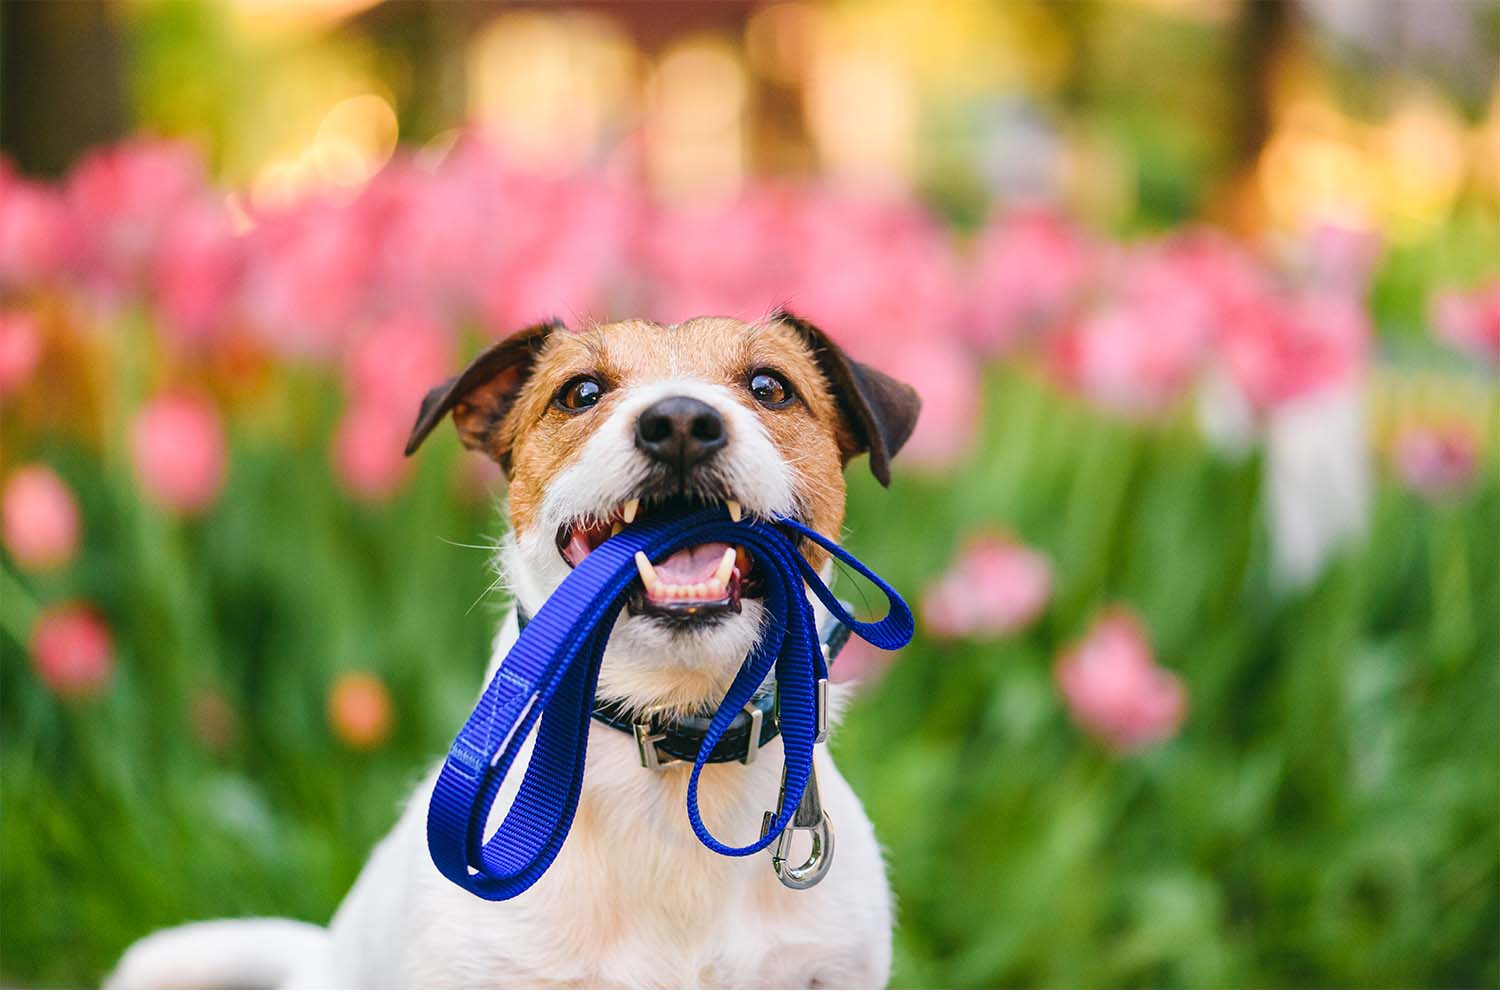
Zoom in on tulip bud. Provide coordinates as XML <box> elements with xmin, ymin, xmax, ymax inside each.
<box><xmin>30</xmin><ymin>602</ymin><xmax>114</xmax><ymax>699</ymax></box>
<box><xmin>328</xmin><ymin>671</ymin><xmax>394</xmax><ymax>750</ymax></box>
<box><xmin>2</xmin><ymin>465</ymin><xmax>80</xmax><ymax>571</ymax></box>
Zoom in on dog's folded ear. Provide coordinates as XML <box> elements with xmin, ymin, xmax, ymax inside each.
<box><xmin>404</xmin><ymin>319</ymin><xmax>564</xmax><ymax>472</ymax></box>
<box><xmin>771</xmin><ymin>309</ymin><xmax>922</xmax><ymax>487</ymax></box>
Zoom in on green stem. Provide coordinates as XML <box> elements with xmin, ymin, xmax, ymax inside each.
<box><xmin>0</xmin><ymin>564</ymin><xmax>41</xmax><ymax>646</ymax></box>
<box><xmin>1429</xmin><ymin>505</ymin><xmax>1473</xmax><ymax>671</ymax></box>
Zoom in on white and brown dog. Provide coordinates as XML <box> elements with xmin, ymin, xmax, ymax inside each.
<box><xmin>109</xmin><ymin>311</ymin><xmax>921</xmax><ymax>988</ymax></box>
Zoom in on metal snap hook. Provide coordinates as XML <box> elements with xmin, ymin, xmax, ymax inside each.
<box><xmin>761</xmin><ymin>759</ymin><xmax>836</xmax><ymax>889</ymax></box>
<box><xmin>769</xmin><ymin>811</ymin><xmax>835</xmax><ymax>888</ymax></box>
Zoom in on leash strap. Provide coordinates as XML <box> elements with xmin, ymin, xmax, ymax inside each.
<box><xmin>517</xmin><ymin>606</ymin><xmax>851</xmax><ymax>766</ymax></box>
<box><xmin>426</xmin><ymin>508</ymin><xmax>913</xmax><ymax>900</ymax></box>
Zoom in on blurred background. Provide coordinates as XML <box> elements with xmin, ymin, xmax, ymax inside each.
<box><xmin>1</xmin><ymin>0</ymin><xmax>1497</xmax><ymax>987</ymax></box>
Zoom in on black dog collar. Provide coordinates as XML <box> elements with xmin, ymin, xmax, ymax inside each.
<box><xmin>514</xmin><ymin>604</ymin><xmax>852</xmax><ymax>769</ymax></box>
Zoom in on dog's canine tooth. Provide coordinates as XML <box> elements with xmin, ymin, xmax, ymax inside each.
<box><xmin>726</xmin><ymin>499</ymin><xmax>741</xmax><ymax>522</ymax></box>
<box><xmin>610</xmin><ymin>521</ymin><xmax>623</xmax><ymax>537</ymax></box>
<box><xmin>714</xmin><ymin>547</ymin><xmax>736</xmax><ymax>586</ymax></box>
<box><xmin>621</xmin><ymin>498</ymin><xmax>639</xmax><ymax>524</ymax></box>
<box><xmin>634</xmin><ymin>551</ymin><xmax>658</xmax><ymax>589</ymax></box>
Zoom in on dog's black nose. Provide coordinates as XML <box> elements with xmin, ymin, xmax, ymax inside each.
<box><xmin>635</xmin><ymin>396</ymin><xmax>727</xmax><ymax>472</ymax></box>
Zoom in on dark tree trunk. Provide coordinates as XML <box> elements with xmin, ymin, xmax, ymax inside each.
<box><xmin>1231</xmin><ymin>0</ymin><xmax>1290</xmax><ymax>178</ymax></box>
<box><xmin>1</xmin><ymin>0</ymin><xmax>130</xmax><ymax>177</ymax></box>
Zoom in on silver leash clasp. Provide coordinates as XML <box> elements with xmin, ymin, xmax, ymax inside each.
<box><xmin>760</xmin><ymin>758</ymin><xmax>835</xmax><ymax>889</ymax></box>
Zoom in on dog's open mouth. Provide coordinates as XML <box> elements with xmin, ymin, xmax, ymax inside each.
<box><xmin>555</xmin><ymin>497</ymin><xmax>764</xmax><ymax>624</ymax></box>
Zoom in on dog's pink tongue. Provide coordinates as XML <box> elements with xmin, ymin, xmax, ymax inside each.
<box><xmin>653</xmin><ymin>542</ymin><xmax>730</xmax><ymax>584</ymax></box>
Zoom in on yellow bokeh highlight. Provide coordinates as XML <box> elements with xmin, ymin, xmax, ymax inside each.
<box><xmin>804</xmin><ymin>45</ymin><xmax>914</xmax><ymax>184</ymax></box>
<box><xmin>647</xmin><ymin>36</ymin><xmax>749</xmax><ymax>202</ymax></box>
<box><xmin>467</xmin><ymin>10</ymin><xmax>637</xmax><ymax>169</ymax></box>
<box><xmin>1472</xmin><ymin>78</ymin><xmax>1500</xmax><ymax>204</ymax></box>
<box><xmin>311</xmin><ymin>93</ymin><xmax>399</xmax><ymax>188</ymax></box>
<box><xmin>249</xmin><ymin>92</ymin><xmax>396</xmax><ymax>208</ymax></box>
<box><xmin>1258</xmin><ymin>85</ymin><xmax>1477</xmax><ymax>243</ymax></box>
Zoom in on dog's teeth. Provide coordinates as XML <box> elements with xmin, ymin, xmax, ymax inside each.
<box><xmin>726</xmin><ymin>499</ymin><xmax>742</xmax><ymax>522</ymax></box>
<box><xmin>634</xmin><ymin>551</ymin><xmax>658</xmax><ymax>589</ymax></box>
<box><xmin>714</xmin><ymin>547</ymin><xmax>736</xmax><ymax>586</ymax></box>
<box><xmin>611</xmin><ymin>521</ymin><xmax>623</xmax><ymax>537</ymax></box>
<box><xmin>621</xmin><ymin>498</ymin><xmax>639</xmax><ymax>524</ymax></box>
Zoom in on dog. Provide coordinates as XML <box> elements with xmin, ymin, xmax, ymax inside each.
<box><xmin>108</xmin><ymin>311</ymin><xmax>921</xmax><ymax>988</ymax></box>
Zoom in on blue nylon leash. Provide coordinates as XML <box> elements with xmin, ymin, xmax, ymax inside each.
<box><xmin>518</xmin><ymin>599</ymin><xmax>852</xmax><ymax>765</ymax></box>
<box><xmin>426</xmin><ymin>506</ymin><xmax>913</xmax><ymax>901</ymax></box>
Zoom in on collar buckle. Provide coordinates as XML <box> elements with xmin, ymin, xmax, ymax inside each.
<box><xmin>633</xmin><ymin>702</ymin><xmax>766</xmax><ymax>770</ymax></box>
<box><xmin>632</xmin><ymin>719</ymin><xmax>681</xmax><ymax>771</ymax></box>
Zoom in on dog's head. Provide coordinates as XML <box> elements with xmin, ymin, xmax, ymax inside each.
<box><xmin>406</xmin><ymin>311</ymin><xmax>920</xmax><ymax>711</ymax></box>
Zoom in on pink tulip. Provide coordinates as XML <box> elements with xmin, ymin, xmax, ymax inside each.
<box><xmin>343</xmin><ymin>312</ymin><xmax>453</xmax><ymax>422</ymax></box>
<box><xmin>0</xmin><ymin>161</ymin><xmax>76</xmax><ymax>291</ymax></box>
<box><xmin>1219</xmin><ymin>291</ymin><xmax>1369</xmax><ymax>414</ymax></box>
<box><xmin>1051</xmin><ymin>298</ymin><xmax>1207</xmax><ymax>418</ymax></box>
<box><xmin>333</xmin><ymin>403</ymin><xmax>409</xmax><ymax>502</ymax></box>
<box><xmin>1431</xmin><ymin>281</ymin><xmax>1500</xmax><ymax>367</ymax></box>
<box><xmin>864</xmin><ymin>338</ymin><xmax>980</xmax><ymax>468</ymax></box>
<box><xmin>645</xmin><ymin>185</ymin><xmax>800</xmax><ymax>322</ymax></box>
<box><xmin>354</xmin><ymin>159</ymin><xmax>470</xmax><ymax>320</ymax></box>
<box><xmin>0</xmin><ymin>310</ymin><xmax>43</xmax><ymax>396</ymax></box>
<box><xmin>2</xmin><ymin>465</ymin><xmax>80</xmax><ymax>571</ymax></box>
<box><xmin>472</xmin><ymin>167</ymin><xmax>640</xmax><ymax>333</ymax></box>
<box><xmin>66</xmin><ymin>138</ymin><xmax>205</xmax><ymax>300</ymax></box>
<box><xmin>130</xmin><ymin>392</ymin><xmax>227</xmax><ymax>514</ymax></box>
<box><xmin>1049</xmin><ymin>232</ymin><xmax>1267</xmax><ymax>418</ymax></box>
<box><xmin>788</xmin><ymin>188</ymin><xmax>967</xmax><ymax>359</ymax></box>
<box><xmin>355</xmin><ymin>140</ymin><xmax>640</xmax><ymax>334</ymax></box>
<box><xmin>239</xmin><ymin>198</ymin><xmax>371</xmax><ymax>360</ymax></box>
<box><xmin>648</xmin><ymin>187</ymin><xmax>979</xmax><ymax>466</ymax></box>
<box><xmin>923</xmin><ymin>534</ymin><xmax>1053</xmax><ymax>639</ymax></box>
<box><xmin>1125</xmin><ymin>231</ymin><xmax>1269</xmax><ymax>344</ymax></box>
<box><xmin>328</xmin><ymin>671</ymin><xmax>394</xmax><ymax>749</ymax></box>
<box><xmin>1054</xmin><ymin>609</ymin><xmax>1186</xmax><ymax>753</ymax></box>
<box><xmin>967</xmin><ymin>208</ymin><xmax>1096</xmax><ymax>353</ymax></box>
<box><xmin>828</xmin><ymin>639</ymin><xmax>896</xmax><ymax>687</ymax></box>
<box><xmin>647</xmin><ymin>184</ymin><xmax>968</xmax><ymax>365</ymax></box>
<box><xmin>1395</xmin><ymin>422</ymin><xmax>1480</xmax><ymax>501</ymax></box>
<box><xmin>151</xmin><ymin>198</ymin><xmax>243</xmax><ymax>348</ymax></box>
<box><xmin>30</xmin><ymin>602</ymin><xmax>114</xmax><ymax>699</ymax></box>
<box><xmin>1290</xmin><ymin>220</ymin><xmax>1382</xmax><ymax>297</ymax></box>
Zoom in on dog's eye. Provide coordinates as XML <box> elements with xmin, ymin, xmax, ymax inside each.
<box><xmin>556</xmin><ymin>376</ymin><xmax>604</xmax><ymax>412</ymax></box>
<box><xmin>748</xmin><ymin>370</ymin><xmax>793</xmax><ymax>409</ymax></box>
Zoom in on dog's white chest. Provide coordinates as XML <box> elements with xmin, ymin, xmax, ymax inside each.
<box><xmin>332</xmin><ymin>740</ymin><xmax>892</xmax><ymax>989</ymax></box>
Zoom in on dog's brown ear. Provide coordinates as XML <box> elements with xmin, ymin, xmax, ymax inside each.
<box><xmin>404</xmin><ymin>319</ymin><xmax>563</xmax><ymax>471</ymax></box>
<box><xmin>772</xmin><ymin>309</ymin><xmax>922</xmax><ymax>487</ymax></box>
